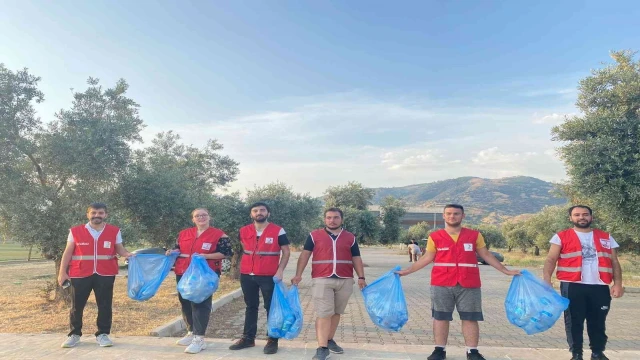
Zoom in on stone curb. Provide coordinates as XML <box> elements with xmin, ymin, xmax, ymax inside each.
<box><xmin>149</xmin><ymin>287</ymin><xmax>243</xmax><ymax>337</ymax></box>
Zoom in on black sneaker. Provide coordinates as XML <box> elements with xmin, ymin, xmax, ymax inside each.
<box><xmin>327</xmin><ymin>339</ymin><xmax>344</xmax><ymax>354</ymax></box>
<box><xmin>312</xmin><ymin>347</ymin><xmax>331</xmax><ymax>360</ymax></box>
<box><xmin>591</xmin><ymin>353</ymin><xmax>609</xmax><ymax>360</ymax></box>
<box><xmin>571</xmin><ymin>353</ymin><xmax>584</xmax><ymax>360</ymax></box>
<box><xmin>229</xmin><ymin>337</ymin><xmax>255</xmax><ymax>350</ymax></box>
<box><xmin>263</xmin><ymin>337</ymin><xmax>278</xmax><ymax>354</ymax></box>
<box><xmin>427</xmin><ymin>347</ymin><xmax>446</xmax><ymax>360</ymax></box>
<box><xmin>467</xmin><ymin>349</ymin><xmax>486</xmax><ymax>360</ymax></box>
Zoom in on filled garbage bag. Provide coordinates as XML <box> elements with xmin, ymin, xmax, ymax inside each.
<box><xmin>127</xmin><ymin>252</ymin><xmax>178</xmax><ymax>301</ymax></box>
<box><xmin>177</xmin><ymin>253</ymin><xmax>219</xmax><ymax>303</ymax></box>
<box><xmin>505</xmin><ymin>269</ymin><xmax>569</xmax><ymax>335</ymax></box>
<box><xmin>267</xmin><ymin>278</ymin><xmax>296</xmax><ymax>339</ymax></box>
<box><xmin>282</xmin><ymin>284</ymin><xmax>303</xmax><ymax>340</ymax></box>
<box><xmin>362</xmin><ymin>265</ymin><xmax>409</xmax><ymax>332</ymax></box>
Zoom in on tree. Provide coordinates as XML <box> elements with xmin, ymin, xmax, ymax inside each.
<box><xmin>502</xmin><ymin>221</ymin><xmax>531</xmax><ymax>253</ymax></box>
<box><xmin>404</xmin><ymin>221</ymin><xmax>434</xmax><ymax>243</ymax></box>
<box><xmin>118</xmin><ymin>131</ymin><xmax>239</xmax><ymax>248</ymax></box>
<box><xmin>246</xmin><ymin>182</ymin><xmax>322</xmax><ymax>245</ymax></box>
<box><xmin>0</xmin><ymin>65</ymin><xmax>144</xmax><ymax>300</ymax></box>
<box><xmin>342</xmin><ymin>207</ymin><xmax>380</xmax><ymax>244</ymax></box>
<box><xmin>324</xmin><ymin>182</ymin><xmax>374</xmax><ymax>210</ymax></box>
<box><xmin>379</xmin><ymin>196</ymin><xmax>406</xmax><ymax>244</ymax></box>
<box><xmin>471</xmin><ymin>224</ymin><xmax>506</xmax><ymax>249</ymax></box>
<box><xmin>552</xmin><ymin>50</ymin><xmax>640</xmax><ymax>247</ymax></box>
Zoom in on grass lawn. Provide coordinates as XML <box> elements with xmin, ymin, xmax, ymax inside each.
<box><xmin>0</xmin><ymin>242</ymin><xmax>34</xmax><ymax>261</ymax></box>
<box><xmin>0</xmin><ymin>260</ymin><xmax>240</xmax><ymax>335</ymax></box>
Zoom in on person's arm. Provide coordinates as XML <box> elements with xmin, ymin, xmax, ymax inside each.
<box><xmin>291</xmin><ymin>250</ymin><xmax>312</xmax><ymax>285</ymax></box>
<box><xmin>352</xmin><ymin>256</ymin><xmax>367</xmax><ymax>289</ymax></box>
<box><xmin>202</xmin><ymin>236</ymin><xmax>233</xmax><ymax>260</ymax></box>
<box><xmin>58</xmin><ymin>238</ymin><xmax>75</xmax><ymax>286</ymax></box>
<box><xmin>543</xmin><ymin>243</ymin><xmax>562</xmax><ymax>285</ymax></box>
<box><xmin>610</xmin><ymin>248</ymin><xmax>624</xmax><ymax>298</ymax></box>
<box><xmin>275</xmin><ymin>245</ymin><xmax>290</xmax><ymax>280</ymax></box>
<box><xmin>396</xmin><ymin>250</ymin><xmax>436</xmax><ymax>276</ymax></box>
<box><xmin>115</xmin><ymin>243</ymin><xmax>133</xmax><ymax>258</ymax></box>
<box><xmin>477</xmin><ymin>247</ymin><xmax>519</xmax><ymax>276</ymax></box>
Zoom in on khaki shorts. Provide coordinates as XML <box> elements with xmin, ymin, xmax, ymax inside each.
<box><xmin>312</xmin><ymin>277</ymin><xmax>355</xmax><ymax>318</ymax></box>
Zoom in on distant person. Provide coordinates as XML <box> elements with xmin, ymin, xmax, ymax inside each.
<box><xmin>408</xmin><ymin>240</ymin><xmax>422</xmax><ymax>262</ymax></box>
<box><xmin>58</xmin><ymin>203</ymin><xmax>133</xmax><ymax>348</ymax></box>
<box><xmin>397</xmin><ymin>204</ymin><xmax>519</xmax><ymax>360</ymax></box>
<box><xmin>543</xmin><ymin>205</ymin><xmax>624</xmax><ymax>360</ymax></box>
<box><xmin>168</xmin><ymin>208</ymin><xmax>233</xmax><ymax>354</ymax></box>
<box><xmin>229</xmin><ymin>202</ymin><xmax>291</xmax><ymax>355</ymax></box>
<box><xmin>291</xmin><ymin>207</ymin><xmax>367</xmax><ymax>360</ymax></box>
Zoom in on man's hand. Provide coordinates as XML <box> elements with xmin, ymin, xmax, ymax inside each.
<box><xmin>165</xmin><ymin>249</ymin><xmax>176</xmax><ymax>256</ymax></box>
<box><xmin>123</xmin><ymin>252</ymin><xmax>134</xmax><ymax>259</ymax></box>
<box><xmin>274</xmin><ymin>269</ymin><xmax>284</xmax><ymax>281</ymax></box>
<box><xmin>58</xmin><ymin>272</ymin><xmax>70</xmax><ymax>287</ymax></box>
<box><xmin>291</xmin><ymin>275</ymin><xmax>302</xmax><ymax>285</ymax></box>
<box><xmin>357</xmin><ymin>278</ymin><xmax>367</xmax><ymax>290</ymax></box>
<box><xmin>395</xmin><ymin>268</ymin><xmax>412</xmax><ymax>277</ymax></box>
<box><xmin>543</xmin><ymin>278</ymin><xmax>553</xmax><ymax>287</ymax></box>
<box><xmin>502</xmin><ymin>269</ymin><xmax>521</xmax><ymax>276</ymax></box>
<box><xmin>611</xmin><ymin>284</ymin><xmax>625</xmax><ymax>298</ymax></box>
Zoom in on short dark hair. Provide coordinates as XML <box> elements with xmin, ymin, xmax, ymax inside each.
<box><xmin>324</xmin><ymin>207</ymin><xmax>344</xmax><ymax>219</ymax></box>
<box><xmin>249</xmin><ymin>202</ymin><xmax>270</xmax><ymax>213</ymax></box>
<box><xmin>569</xmin><ymin>205</ymin><xmax>592</xmax><ymax>216</ymax></box>
<box><xmin>444</xmin><ymin>204</ymin><xmax>464</xmax><ymax>213</ymax></box>
<box><xmin>87</xmin><ymin>202</ymin><xmax>107</xmax><ymax>213</ymax></box>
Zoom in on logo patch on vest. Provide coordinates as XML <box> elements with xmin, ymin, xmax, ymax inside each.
<box><xmin>77</xmin><ymin>242</ymin><xmax>90</xmax><ymax>246</ymax></box>
<box><xmin>600</xmin><ymin>238</ymin><xmax>611</xmax><ymax>249</ymax></box>
<box><xmin>265</xmin><ymin>237</ymin><xmax>274</xmax><ymax>244</ymax></box>
<box><xmin>464</xmin><ymin>243</ymin><xmax>473</xmax><ymax>251</ymax></box>
<box><xmin>437</xmin><ymin>247</ymin><xmax>450</xmax><ymax>251</ymax></box>
<box><xmin>201</xmin><ymin>243</ymin><xmax>212</xmax><ymax>251</ymax></box>
<box><xmin>103</xmin><ymin>241</ymin><xmax>111</xmax><ymax>249</ymax></box>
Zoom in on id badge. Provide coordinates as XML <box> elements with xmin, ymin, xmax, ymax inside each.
<box><xmin>202</xmin><ymin>243</ymin><xmax>212</xmax><ymax>251</ymax></box>
<box><xmin>103</xmin><ymin>241</ymin><xmax>111</xmax><ymax>249</ymax></box>
<box><xmin>464</xmin><ymin>243</ymin><xmax>473</xmax><ymax>251</ymax></box>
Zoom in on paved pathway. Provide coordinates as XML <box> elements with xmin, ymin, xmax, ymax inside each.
<box><xmin>206</xmin><ymin>247</ymin><xmax>640</xmax><ymax>350</ymax></box>
<box><xmin>2</xmin><ymin>334</ymin><xmax>640</xmax><ymax>359</ymax></box>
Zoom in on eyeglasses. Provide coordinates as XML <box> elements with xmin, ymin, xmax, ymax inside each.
<box><xmin>193</xmin><ymin>214</ymin><xmax>209</xmax><ymax>218</ymax></box>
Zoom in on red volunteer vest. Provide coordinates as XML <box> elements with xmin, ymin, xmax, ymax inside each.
<box><xmin>310</xmin><ymin>228</ymin><xmax>355</xmax><ymax>279</ymax></box>
<box><xmin>430</xmin><ymin>228</ymin><xmax>481</xmax><ymax>288</ymax></box>
<box><xmin>174</xmin><ymin>227</ymin><xmax>226</xmax><ymax>275</ymax></box>
<box><xmin>68</xmin><ymin>224</ymin><xmax>119</xmax><ymax>278</ymax></box>
<box><xmin>556</xmin><ymin>228</ymin><xmax>613</xmax><ymax>284</ymax></box>
<box><xmin>239</xmin><ymin>223</ymin><xmax>283</xmax><ymax>276</ymax></box>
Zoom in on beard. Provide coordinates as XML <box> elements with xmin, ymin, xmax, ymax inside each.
<box><xmin>445</xmin><ymin>220</ymin><xmax>462</xmax><ymax>227</ymax></box>
<box><xmin>252</xmin><ymin>215</ymin><xmax>267</xmax><ymax>223</ymax></box>
<box><xmin>572</xmin><ymin>220</ymin><xmax>592</xmax><ymax>229</ymax></box>
<box><xmin>90</xmin><ymin>217</ymin><xmax>103</xmax><ymax>224</ymax></box>
<box><xmin>325</xmin><ymin>224</ymin><xmax>342</xmax><ymax>231</ymax></box>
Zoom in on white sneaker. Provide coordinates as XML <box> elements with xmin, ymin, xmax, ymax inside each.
<box><xmin>61</xmin><ymin>335</ymin><xmax>81</xmax><ymax>348</ymax></box>
<box><xmin>184</xmin><ymin>336</ymin><xmax>206</xmax><ymax>354</ymax></box>
<box><xmin>96</xmin><ymin>334</ymin><xmax>113</xmax><ymax>347</ymax></box>
<box><xmin>176</xmin><ymin>331</ymin><xmax>194</xmax><ymax>346</ymax></box>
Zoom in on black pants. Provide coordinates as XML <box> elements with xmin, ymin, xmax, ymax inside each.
<box><xmin>240</xmin><ymin>274</ymin><xmax>275</xmax><ymax>340</ymax></box>
<box><xmin>69</xmin><ymin>274</ymin><xmax>115</xmax><ymax>337</ymax></box>
<box><xmin>176</xmin><ymin>273</ymin><xmax>217</xmax><ymax>336</ymax></box>
<box><xmin>561</xmin><ymin>282</ymin><xmax>611</xmax><ymax>354</ymax></box>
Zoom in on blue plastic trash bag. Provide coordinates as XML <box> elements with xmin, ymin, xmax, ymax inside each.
<box><xmin>177</xmin><ymin>253</ymin><xmax>220</xmax><ymax>304</ymax></box>
<box><xmin>267</xmin><ymin>278</ymin><xmax>298</xmax><ymax>339</ymax></box>
<box><xmin>127</xmin><ymin>252</ymin><xmax>179</xmax><ymax>301</ymax></box>
<box><xmin>362</xmin><ymin>265</ymin><xmax>409</xmax><ymax>332</ymax></box>
<box><xmin>505</xmin><ymin>269</ymin><xmax>569</xmax><ymax>335</ymax></box>
<box><xmin>283</xmin><ymin>284</ymin><xmax>303</xmax><ymax>340</ymax></box>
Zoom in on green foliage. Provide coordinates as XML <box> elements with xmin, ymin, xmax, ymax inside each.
<box><xmin>502</xmin><ymin>221</ymin><xmax>531</xmax><ymax>252</ymax></box>
<box><xmin>380</xmin><ymin>196</ymin><xmax>406</xmax><ymax>244</ymax></box>
<box><xmin>552</xmin><ymin>50</ymin><xmax>640</xmax><ymax>246</ymax></box>
<box><xmin>246</xmin><ymin>182</ymin><xmax>322</xmax><ymax>245</ymax></box>
<box><xmin>342</xmin><ymin>207</ymin><xmax>380</xmax><ymax>244</ymax></box>
<box><xmin>401</xmin><ymin>221</ymin><xmax>434</xmax><ymax>244</ymax></box>
<box><xmin>324</xmin><ymin>182</ymin><xmax>374</xmax><ymax>210</ymax></box>
<box><xmin>118</xmin><ymin>131</ymin><xmax>239</xmax><ymax>247</ymax></box>
<box><xmin>470</xmin><ymin>224</ymin><xmax>506</xmax><ymax>249</ymax></box>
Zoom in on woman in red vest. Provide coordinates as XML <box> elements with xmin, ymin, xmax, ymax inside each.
<box><xmin>168</xmin><ymin>208</ymin><xmax>233</xmax><ymax>354</ymax></box>
<box><xmin>544</xmin><ymin>205</ymin><xmax>624</xmax><ymax>360</ymax></box>
<box><xmin>396</xmin><ymin>204</ymin><xmax>519</xmax><ymax>360</ymax></box>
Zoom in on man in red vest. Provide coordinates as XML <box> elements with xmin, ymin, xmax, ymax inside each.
<box><xmin>544</xmin><ymin>205</ymin><xmax>624</xmax><ymax>360</ymax></box>
<box><xmin>397</xmin><ymin>204</ymin><xmax>519</xmax><ymax>360</ymax></box>
<box><xmin>57</xmin><ymin>203</ymin><xmax>133</xmax><ymax>348</ymax></box>
<box><xmin>291</xmin><ymin>207</ymin><xmax>367</xmax><ymax>360</ymax></box>
<box><xmin>229</xmin><ymin>202</ymin><xmax>291</xmax><ymax>355</ymax></box>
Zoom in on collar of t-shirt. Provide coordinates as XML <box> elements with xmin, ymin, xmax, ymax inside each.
<box><xmin>85</xmin><ymin>222</ymin><xmax>105</xmax><ymax>240</ymax></box>
<box><xmin>324</xmin><ymin>228</ymin><xmax>341</xmax><ymax>240</ymax></box>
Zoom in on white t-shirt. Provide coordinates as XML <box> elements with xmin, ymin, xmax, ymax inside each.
<box><xmin>408</xmin><ymin>244</ymin><xmax>421</xmax><ymax>254</ymax></box>
<box><xmin>549</xmin><ymin>230</ymin><xmax>619</xmax><ymax>285</ymax></box>
<box><xmin>67</xmin><ymin>223</ymin><xmax>123</xmax><ymax>244</ymax></box>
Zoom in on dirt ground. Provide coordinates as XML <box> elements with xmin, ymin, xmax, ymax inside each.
<box><xmin>0</xmin><ymin>260</ymin><xmax>239</xmax><ymax>336</ymax></box>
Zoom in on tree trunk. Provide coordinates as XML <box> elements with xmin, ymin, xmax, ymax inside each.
<box><xmin>507</xmin><ymin>246</ymin><xmax>512</xmax><ymax>252</ymax></box>
<box><xmin>53</xmin><ymin>257</ymin><xmax>73</xmax><ymax>304</ymax></box>
<box><xmin>534</xmin><ymin>245</ymin><xmax>540</xmax><ymax>256</ymax></box>
<box><xmin>27</xmin><ymin>245</ymin><xmax>33</xmax><ymax>261</ymax></box>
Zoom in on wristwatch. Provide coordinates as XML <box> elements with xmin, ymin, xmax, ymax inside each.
<box><xmin>358</xmin><ymin>277</ymin><xmax>365</xmax><ymax>280</ymax></box>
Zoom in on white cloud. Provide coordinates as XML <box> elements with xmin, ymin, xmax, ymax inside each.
<box><xmin>532</xmin><ymin>112</ymin><xmax>577</xmax><ymax>125</ymax></box>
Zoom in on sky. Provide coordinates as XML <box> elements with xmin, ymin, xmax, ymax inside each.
<box><xmin>2</xmin><ymin>1</ymin><xmax>639</xmax><ymax>196</ymax></box>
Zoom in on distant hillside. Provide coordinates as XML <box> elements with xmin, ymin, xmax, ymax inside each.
<box><xmin>371</xmin><ymin>176</ymin><xmax>566</xmax><ymax>222</ymax></box>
